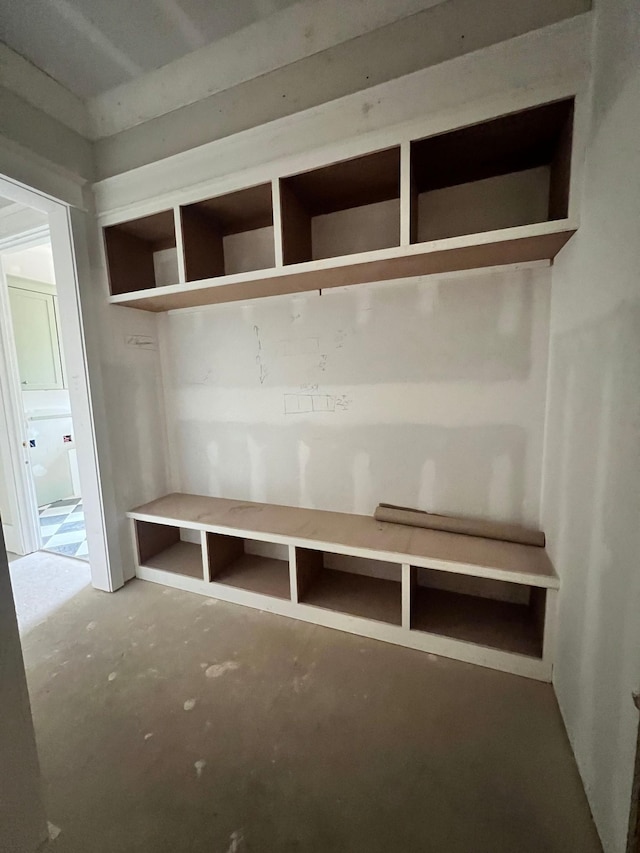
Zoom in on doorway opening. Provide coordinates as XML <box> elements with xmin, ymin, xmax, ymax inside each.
<box><xmin>0</xmin><ymin>171</ymin><xmax>116</xmax><ymax>595</ymax></box>
<box><xmin>2</xmin><ymin>236</ymin><xmax>88</xmax><ymax>561</ymax></box>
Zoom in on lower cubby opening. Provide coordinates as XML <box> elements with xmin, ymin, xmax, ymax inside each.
<box><xmin>295</xmin><ymin>548</ymin><xmax>402</xmax><ymax>625</ymax></box>
<box><xmin>410</xmin><ymin>568</ymin><xmax>544</xmax><ymax>657</ymax></box>
<box><xmin>135</xmin><ymin>520</ymin><xmax>204</xmax><ymax>579</ymax></box>
<box><xmin>206</xmin><ymin>533</ymin><xmax>291</xmax><ymax>600</ymax></box>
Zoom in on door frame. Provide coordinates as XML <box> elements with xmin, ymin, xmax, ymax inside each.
<box><xmin>0</xmin><ymin>173</ymin><xmax>115</xmax><ymax>591</ymax></box>
<box><xmin>0</xmin><ymin>234</ymin><xmax>43</xmax><ymax>555</ymax></box>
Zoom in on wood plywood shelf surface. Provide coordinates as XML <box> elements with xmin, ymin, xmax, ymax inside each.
<box><xmin>128</xmin><ymin>493</ymin><xmax>559</xmax><ymax>682</ymax></box>
<box><xmin>129</xmin><ymin>493</ymin><xmax>558</xmax><ymax>587</ymax></box>
<box><xmin>103</xmin><ymin>97</ymin><xmax>577</xmax><ymax>312</ymax></box>
<box><xmin>302</xmin><ymin>568</ymin><xmax>402</xmax><ymax>626</ymax></box>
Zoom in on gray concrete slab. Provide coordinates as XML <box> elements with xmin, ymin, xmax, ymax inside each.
<box><xmin>19</xmin><ymin>578</ymin><xmax>602</xmax><ymax>853</ymax></box>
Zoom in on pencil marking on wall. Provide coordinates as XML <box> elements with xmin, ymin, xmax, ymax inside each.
<box><xmin>335</xmin><ymin>329</ymin><xmax>348</xmax><ymax>348</ymax></box>
<box><xmin>254</xmin><ymin>324</ymin><xmax>269</xmax><ymax>384</ymax></box>
<box><xmin>284</xmin><ymin>392</ymin><xmax>351</xmax><ymax>414</ymax></box>
<box><xmin>125</xmin><ymin>333</ymin><xmax>156</xmax><ymax>350</ymax></box>
<box><xmin>190</xmin><ymin>367</ymin><xmax>214</xmax><ymax>385</ymax></box>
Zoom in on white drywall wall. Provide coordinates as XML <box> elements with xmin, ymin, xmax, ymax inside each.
<box><xmin>3</xmin><ymin>244</ymin><xmax>56</xmax><ymax>285</ymax></box>
<box><xmin>0</xmin><ymin>535</ymin><xmax>48</xmax><ymax>852</ymax></box>
<box><xmin>96</xmin><ymin>298</ymin><xmax>170</xmax><ymax>579</ymax></box>
<box><xmin>164</xmin><ymin>266</ymin><xmax>551</xmax><ymax>527</ymax></box>
<box><xmin>542</xmin><ymin>0</ymin><xmax>640</xmax><ymax>850</ymax></box>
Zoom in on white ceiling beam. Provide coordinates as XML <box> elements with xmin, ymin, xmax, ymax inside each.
<box><xmin>0</xmin><ymin>43</ymin><xmax>90</xmax><ymax>139</ymax></box>
<box><xmin>87</xmin><ymin>0</ymin><xmax>447</xmax><ymax>139</ymax></box>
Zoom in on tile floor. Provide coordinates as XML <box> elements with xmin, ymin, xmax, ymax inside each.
<box><xmin>38</xmin><ymin>498</ymin><xmax>88</xmax><ymax>561</ymax></box>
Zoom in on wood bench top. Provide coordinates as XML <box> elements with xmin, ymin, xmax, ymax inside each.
<box><xmin>128</xmin><ymin>493</ymin><xmax>559</xmax><ymax>589</ymax></box>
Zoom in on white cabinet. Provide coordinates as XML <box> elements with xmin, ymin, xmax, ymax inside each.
<box><xmin>8</xmin><ymin>279</ymin><xmax>64</xmax><ymax>391</ymax></box>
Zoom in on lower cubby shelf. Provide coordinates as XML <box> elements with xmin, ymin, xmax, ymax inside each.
<box><xmin>307</xmin><ymin>569</ymin><xmax>402</xmax><ymax>625</ymax></box>
<box><xmin>295</xmin><ymin>548</ymin><xmax>402</xmax><ymax>625</ymax></box>
<box><xmin>207</xmin><ymin>532</ymin><xmax>291</xmax><ymax>600</ymax></box>
<box><xmin>128</xmin><ymin>495</ymin><xmax>559</xmax><ymax>680</ymax></box>
<box><xmin>134</xmin><ymin>520</ymin><xmax>204</xmax><ymax>579</ymax></box>
<box><xmin>412</xmin><ymin>586</ymin><xmax>543</xmax><ymax>658</ymax></box>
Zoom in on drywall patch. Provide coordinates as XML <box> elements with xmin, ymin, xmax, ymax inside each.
<box><xmin>247</xmin><ymin>435</ymin><xmax>267</xmax><ymax>502</ymax></box>
<box><xmin>194</xmin><ymin>759</ymin><xmax>206</xmax><ymax>778</ymax></box>
<box><xmin>417</xmin><ymin>458</ymin><xmax>436</xmax><ymax>509</ymax></box>
<box><xmin>353</xmin><ymin>450</ymin><xmax>372</xmax><ymax>514</ymax></box>
<box><xmin>183</xmin><ymin>698</ymin><xmax>197</xmax><ymax>711</ymax></box>
<box><xmin>107</xmin><ymin>671</ymin><xmax>117</xmax><ymax>682</ymax></box>
<box><xmin>297</xmin><ymin>439</ymin><xmax>313</xmax><ymax>508</ymax></box>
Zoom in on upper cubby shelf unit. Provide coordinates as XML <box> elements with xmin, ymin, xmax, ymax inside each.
<box><xmin>104</xmin><ymin>97</ymin><xmax>576</xmax><ymax>313</ymax></box>
<box><xmin>104</xmin><ymin>209</ymin><xmax>178</xmax><ymax>295</ymax></box>
<box><xmin>410</xmin><ymin>99</ymin><xmax>574</xmax><ymax>243</ymax></box>
<box><xmin>280</xmin><ymin>147</ymin><xmax>401</xmax><ymax>264</ymax></box>
<box><xmin>181</xmin><ymin>183</ymin><xmax>275</xmax><ymax>281</ymax></box>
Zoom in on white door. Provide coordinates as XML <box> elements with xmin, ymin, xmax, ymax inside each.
<box><xmin>8</xmin><ymin>280</ymin><xmax>64</xmax><ymax>391</ymax></box>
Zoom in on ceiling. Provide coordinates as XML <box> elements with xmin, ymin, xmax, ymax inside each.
<box><xmin>0</xmin><ymin>0</ymin><xmax>300</xmax><ymax>98</ymax></box>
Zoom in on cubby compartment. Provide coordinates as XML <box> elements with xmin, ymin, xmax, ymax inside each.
<box><xmin>280</xmin><ymin>147</ymin><xmax>401</xmax><ymax>264</ymax></box>
<box><xmin>206</xmin><ymin>533</ymin><xmax>291</xmax><ymax>599</ymax></box>
<box><xmin>104</xmin><ymin>210</ymin><xmax>178</xmax><ymax>295</ymax></box>
<box><xmin>295</xmin><ymin>548</ymin><xmax>402</xmax><ymax>625</ymax></box>
<box><xmin>181</xmin><ymin>184</ymin><xmax>275</xmax><ymax>282</ymax></box>
<box><xmin>410</xmin><ymin>99</ymin><xmax>574</xmax><ymax>243</ymax></box>
<box><xmin>410</xmin><ymin>568</ymin><xmax>544</xmax><ymax>657</ymax></box>
<box><xmin>134</xmin><ymin>520</ymin><xmax>204</xmax><ymax>578</ymax></box>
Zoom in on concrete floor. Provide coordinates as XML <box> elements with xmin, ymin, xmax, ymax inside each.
<box><xmin>8</xmin><ymin>549</ymin><xmax>91</xmax><ymax>633</ymax></box>
<box><xmin>19</xmin><ymin>578</ymin><xmax>602</xmax><ymax>853</ymax></box>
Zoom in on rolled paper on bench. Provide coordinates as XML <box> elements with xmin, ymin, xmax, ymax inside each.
<box><xmin>374</xmin><ymin>503</ymin><xmax>546</xmax><ymax>548</ymax></box>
